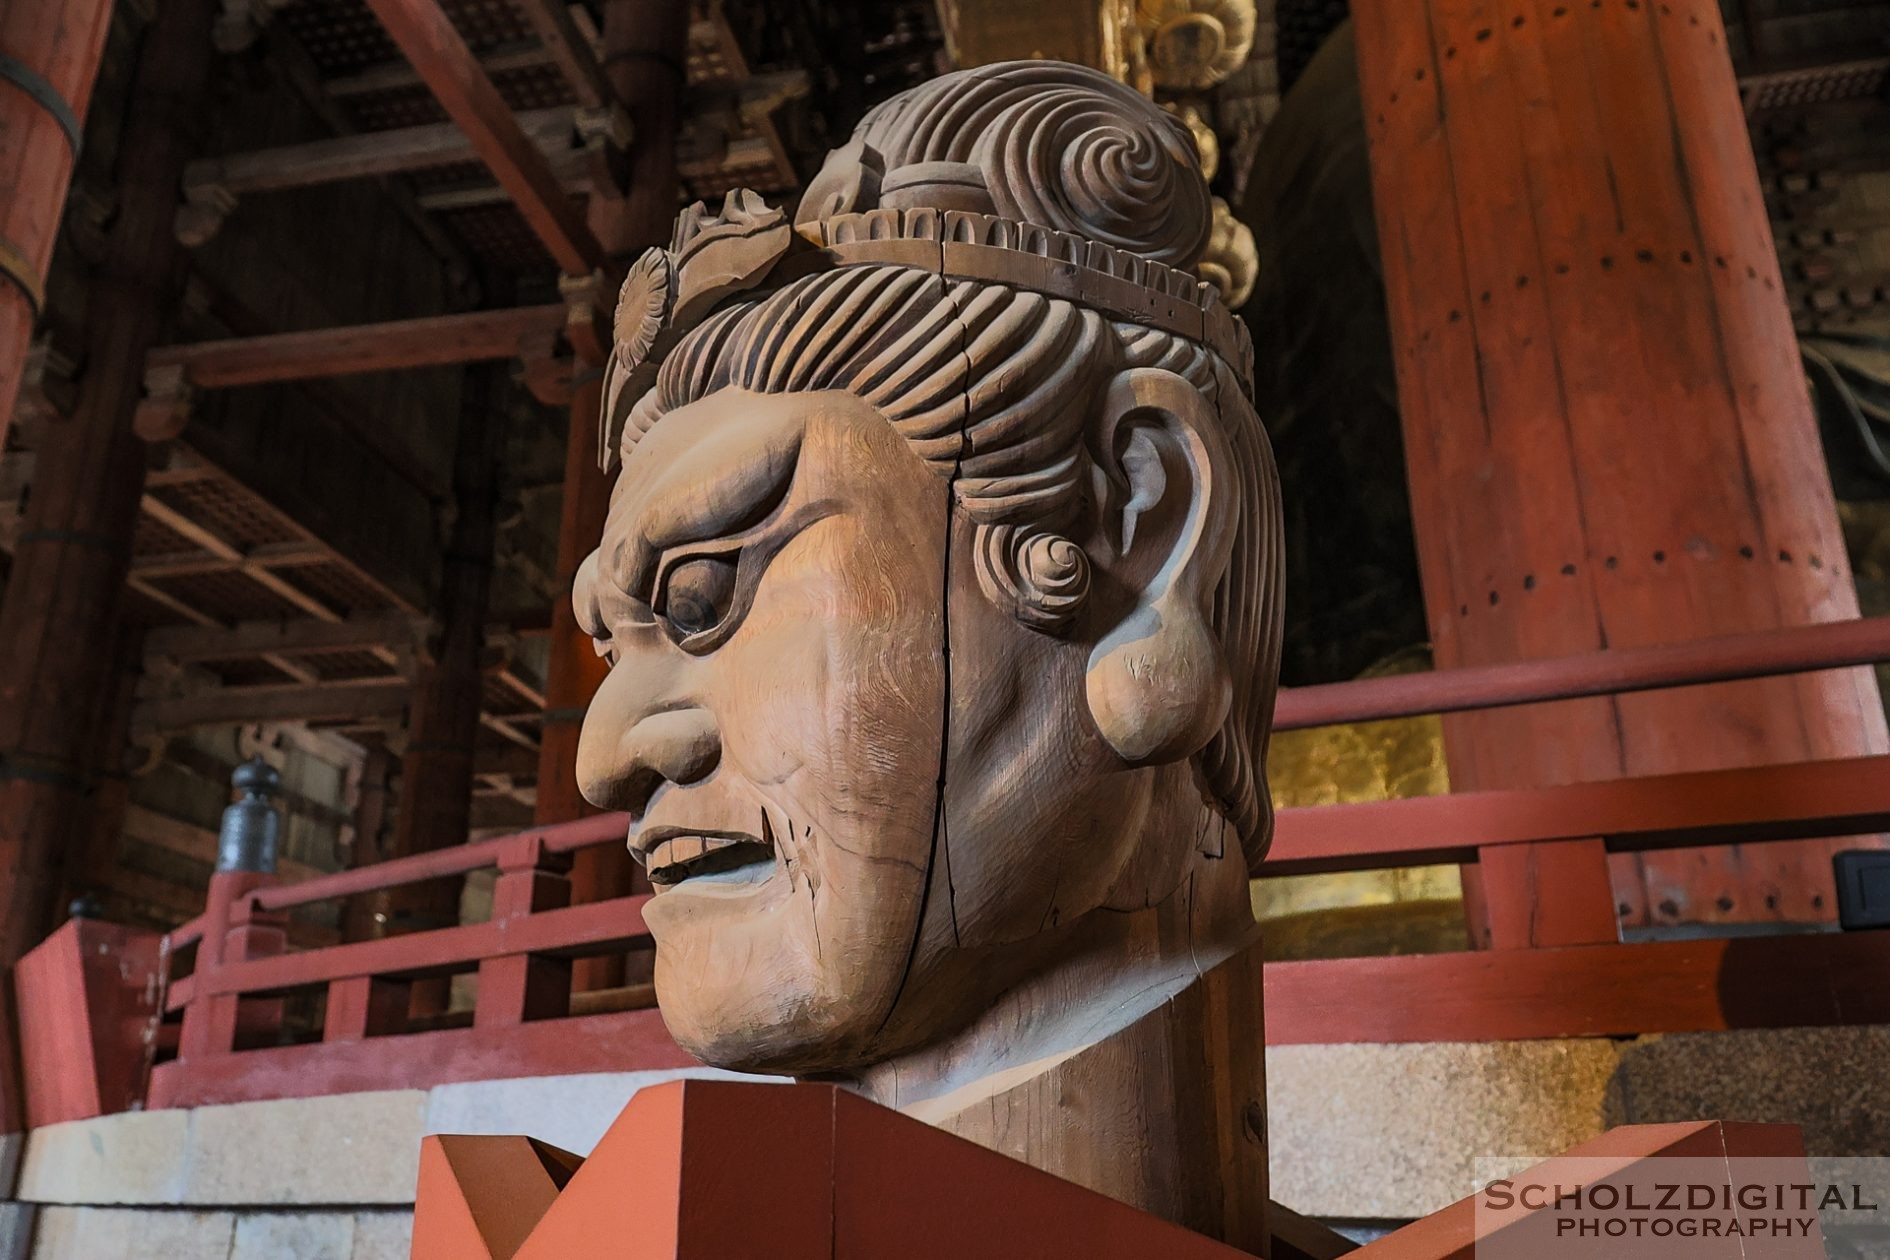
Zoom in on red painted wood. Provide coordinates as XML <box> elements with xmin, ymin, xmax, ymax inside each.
<box><xmin>543</xmin><ymin>0</ymin><xmax>685</xmax><ymax>992</ymax></box>
<box><xmin>0</xmin><ymin>0</ymin><xmax>114</xmax><ymax>442</ymax></box>
<box><xmin>1352</xmin><ymin>0</ymin><xmax>1887</xmax><ymax>930</ymax></box>
<box><xmin>12</xmin><ymin>919</ymin><xmax>162</xmax><ymax>1127</ymax></box>
<box><xmin>1475</xmin><ymin>838</ymin><xmax>1618</xmax><ymax>949</ymax></box>
<box><xmin>1274</xmin><ymin>615</ymin><xmax>1890</xmax><ymax>730</ymax></box>
<box><xmin>1263</xmin><ymin>931</ymin><xmax>1890</xmax><ymax>1045</ymax></box>
<box><xmin>359</xmin><ymin>0</ymin><xmax>602</xmax><ymax>275</ymax></box>
<box><xmin>249</xmin><ymin>810</ymin><xmax>624</xmax><ymax>912</ymax></box>
<box><xmin>147</xmin><ymin>1006</ymin><xmax>692</xmax><ymax>1110</ymax></box>
<box><xmin>1349</xmin><ymin>1121</ymin><xmax>1811</xmax><ymax>1260</ymax></box>
<box><xmin>415</xmin><ymin>1081</ymin><xmax>1254</xmax><ymax>1259</ymax></box>
<box><xmin>199</xmin><ymin>894</ymin><xmax>650</xmax><ymax>998</ymax></box>
<box><xmin>146</xmin><ymin>305</ymin><xmax>567</xmax><ymax>388</ymax></box>
<box><xmin>0</xmin><ymin>0</ymin><xmax>219</xmax><ymax>969</ymax></box>
<box><xmin>1265</xmin><ymin>754</ymin><xmax>1890</xmax><ymax>875</ymax></box>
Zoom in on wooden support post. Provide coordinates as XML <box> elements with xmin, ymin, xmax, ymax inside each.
<box><xmin>322</xmin><ymin>975</ymin><xmax>411</xmax><ymax>1041</ymax></box>
<box><xmin>177</xmin><ymin>871</ymin><xmax>282</xmax><ymax>1061</ymax></box>
<box><xmin>473</xmin><ymin>835</ymin><xmax>573</xmax><ymax>1029</ymax></box>
<box><xmin>538</xmin><ymin>0</ymin><xmax>687</xmax><ymax>994</ymax></box>
<box><xmin>1351</xmin><ymin>0</ymin><xmax>1889</xmax><ymax>933</ymax></box>
<box><xmin>0</xmin><ymin>0</ymin><xmax>114</xmax><ymax>443</ymax></box>
<box><xmin>341</xmin><ymin>746</ymin><xmax>395</xmax><ymax>943</ymax></box>
<box><xmin>0</xmin><ymin>0</ymin><xmax>219</xmax><ymax>970</ymax></box>
<box><xmin>371</xmin><ymin>364</ymin><xmax>506</xmax><ymax>1015</ymax></box>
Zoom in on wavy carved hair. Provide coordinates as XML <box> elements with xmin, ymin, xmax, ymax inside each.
<box><xmin>621</xmin><ymin>264</ymin><xmax>1283</xmax><ymax>869</ymax></box>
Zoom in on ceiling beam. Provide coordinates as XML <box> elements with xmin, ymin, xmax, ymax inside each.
<box><xmin>143</xmin><ymin>612</ymin><xmax>418</xmax><ymax>663</ymax></box>
<box><xmin>132</xmin><ymin>678</ymin><xmax>413</xmax><ymax>735</ymax></box>
<box><xmin>358</xmin><ymin>0</ymin><xmax>606</xmax><ymax>275</ymax></box>
<box><xmin>147</xmin><ymin>304</ymin><xmax>567</xmax><ymax>390</ymax></box>
<box><xmin>183</xmin><ymin>107</ymin><xmax>578</xmax><ymax>200</ymax></box>
<box><xmin>509</xmin><ymin>0</ymin><xmax>608</xmax><ymax>110</ymax></box>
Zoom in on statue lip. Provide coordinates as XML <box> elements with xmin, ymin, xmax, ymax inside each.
<box><xmin>632</xmin><ymin>824</ymin><xmax>774</xmax><ymax>889</ymax></box>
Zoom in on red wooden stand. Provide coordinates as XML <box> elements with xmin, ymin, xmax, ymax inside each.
<box><xmin>414</xmin><ymin>1081</ymin><xmax>1820</xmax><ymax>1259</ymax></box>
<box><xmin>413</xmin><ymin>1080</ymin><xmax>1258</xmax><ymax>1259</ymax></box>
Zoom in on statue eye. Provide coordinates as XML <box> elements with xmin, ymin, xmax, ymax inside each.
<box><xmin>657</xmin><ymin>554</ymin><xmax>739</xmax><ymax>645</ymax></box>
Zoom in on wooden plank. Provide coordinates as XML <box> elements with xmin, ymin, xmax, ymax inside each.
<box><xmin>131</xmin><ymin>679</ymin><xmax>412</xmax><ymax>734</ymax></box>
<box><xmin>359</xmin><ymin>0</ymin><xmax>604</xmax><ymax>275</ymax></box>
<box><xmin>144</xmin><ymin>612</ymin><xmax>416</xmax><ymax>663</ymax></box>
<box><xmin>148</xmin><ymin>305</ymin><xmax>567</xmax><ymax>389</ymax></box>
<box><xmin>1265</xmin><ymin>754</ymin><xmax>1890</xmax><ymax>875</ymax></box>
<box><xmin>1263</xmin><ymin>931</ymin><xmax>1890</xmax><ymax>1045</ymax></box>
<box><xmin>146</xmin><ymin>1005</ymin><xmax>690</xmax><ymax>1109</ymax></box>
<box><xmin>183</xmin><ymin>108</ymin><xmax>575</xmax><ymax>196</ymax></box>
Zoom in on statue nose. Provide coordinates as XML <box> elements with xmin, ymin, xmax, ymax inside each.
<box><xmin>577</xmin><ymin>706</ymin><xmax>722</xmax><ymax>818</ymax></box>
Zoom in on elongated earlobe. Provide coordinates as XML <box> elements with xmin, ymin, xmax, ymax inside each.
<box><xmin>1085</xmin><ymin>369</ymin><xmax>1238</xmax><ymax>765</ymax></box>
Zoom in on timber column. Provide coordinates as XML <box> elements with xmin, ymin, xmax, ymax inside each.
<box><xmin>370</xmin><ymin>364</ymin><xmax>506</xmax><ymax>951</ymax></box>
<box><xmin>0</xmin><ymin>0</ymin><xmax>220</xmax><ymax>968</ymax></box>
<box><xmin>0</xmin><ymin>0</ymin><xmax>114</xmax><ymax>441</ymax></box>
<box><xmin>1352</xmin><ymin>0</ymin><xmax>1888</xmax><ymax>935</ymax></box>
<box><xmin>536</xmin><ymin>0</ymin><xmax>686</xmax><ymax>937</ymax></box>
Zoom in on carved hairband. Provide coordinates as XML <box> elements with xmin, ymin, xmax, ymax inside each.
<box><xmin>599</xmin><ymin>189</ymin><xmax>1257</xmax><ymax>473</ymax></box>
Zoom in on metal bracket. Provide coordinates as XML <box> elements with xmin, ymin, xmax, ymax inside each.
<box><xmin>0</xmin><ymin>50</ymin><xmax>83</xmax><ymax>159</ymax></box>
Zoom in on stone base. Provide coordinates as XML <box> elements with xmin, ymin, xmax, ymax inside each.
<box><xmin>1268</xmin><ymin>1025</ymin><xmax>1890</xmax><ymax>1220</ymax></box>
<box><xmin>4</xmin><ymin>1066</ymin><xmax>766</xmax><ymax>1259</ymax></box>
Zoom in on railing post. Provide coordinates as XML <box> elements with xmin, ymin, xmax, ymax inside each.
<box><xmin>1469</xmin><ymin>838</ymin><xmax>1620</xmax><ymax>950</ymax></box>
<box><xmin>177</xmin><ymin>759</ymin><xmax>285</xmax><ymax>1059</ymax></box>
<box><xmin>473</xmin><ymin>833</ymin><xmax>573</xmax><ymax>1029</ymax></box>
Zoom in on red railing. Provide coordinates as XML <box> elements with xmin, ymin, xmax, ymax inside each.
<box><xmin>18</xmin><ymin>615</ymin><xmax>1890</xmax><ymax>1122</ymax></box>
<box><xmin>141</xmin><ymin>812</ymin><xmax>693</xmax><ymax>1113</ymax></box>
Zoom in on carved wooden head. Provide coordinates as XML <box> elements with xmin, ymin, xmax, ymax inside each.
<box><xmin>574</xmin><ymin>62</ymin><xmax>1283</xmax><ymax>1076</ymax></box>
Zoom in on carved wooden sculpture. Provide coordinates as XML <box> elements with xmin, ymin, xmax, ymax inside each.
<box><xmin>573</xmin><ymin>60</ymin><xmax>1282</xmax><ymax>1247</ymax></box>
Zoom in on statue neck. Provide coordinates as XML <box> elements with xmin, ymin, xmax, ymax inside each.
<box><xmin>842</xmin><ymin>819</ymin><xmax>1258</xmax><ymax>1119</ymax></box>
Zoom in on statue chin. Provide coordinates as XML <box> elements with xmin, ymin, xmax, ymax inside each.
<box><xmin>575</xmin><ymin>60</ymin><xmax>1282</xmax><ymax>1081</ymax></box>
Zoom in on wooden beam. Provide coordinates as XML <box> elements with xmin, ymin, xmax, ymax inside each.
<box><xmin>1265</xmin><ymin>931</ymin><xmax>1890</xmax><ymax>1045</ymax></box>
<box><xmin>322</xmin><ymin>39</ymin><xmax>554</xmax><ymax>98</ymax></box>
<box><xmin>132</xmin><ymin>679</ymin><xmax>412</xmax><ymax>735</ymax></box>
<box><xmin>144</xmin><ymin>613</ymin><xmax>416</xmax><ymax>663</ymax></box>
<box><xmin>123</xmin><ymin>805</ymin><xmax>325</xmax><ymax>884</ymax></box>
<box><xmin>1265</xmin><ymin>753</ymin><xmax>1890</xmax><ymax>876</ymax></box>
<box><xmin>182</xmin><ymin>108</ymin><xmax>576</xmax><ymax>198</ymax></box>
<box><xmin>131</xmin><ymin>540</ymin><xmax>329</xmax><ymax>579</ymax></box>
<box><xmin>358</xmin><ymin>0</ymin><xmax>605</xmax><ymax>275</ymax></box>
<box><xmin>147</xmin><ymin>305</ymin><xmax>567</xmax><ymax>389</ymax></box>
<box><xmin>509</xmin><ymin>0</ymin><xmax>608</xmax><ymax>110</ymax></box>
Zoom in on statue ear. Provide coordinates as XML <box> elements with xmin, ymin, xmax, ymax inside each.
<box><xmin>1084</xmin><ymin>368</ymin><xmax>1237</xmax><ymax>766</ymax></box>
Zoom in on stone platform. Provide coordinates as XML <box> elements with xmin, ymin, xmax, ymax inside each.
<box><xmin>2</xmin><ymin>1027</ymin><xmax>1884</xmax><ymax>1256</ymax></box>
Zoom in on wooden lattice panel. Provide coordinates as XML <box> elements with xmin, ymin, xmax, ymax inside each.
<box><xmin>285</xmin><ymin>560</ymin><xmax>401</xmax><ymax>618</ymax></box>
<box><xmin>304</xmin><ymin>647</ymin><xmax>405</xmax><ymax>681</ymax></box>
<box><xmin>198</xmin><ymin>656</ymin><xmax>303</xmax><ymax>687</ymax></box>
<box><xmin>148</xmin><ymin>479</ymin><xmax>302</xmax><ymax>551</ymax></box>
<box><xmin>130</xmin><ymin>514</ymin><xmax>199</xmax><ymax>558</ymax></box>
<box><xmin>147</xmin><ymin>571</ymin><xmax>310</xmax><ymax>623</ymax></box>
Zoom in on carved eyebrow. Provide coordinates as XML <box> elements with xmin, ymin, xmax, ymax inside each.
<box><xmin>614</xmin><ymin>408</ymin><xmax>806</xmax><ymax>598</ymax></box>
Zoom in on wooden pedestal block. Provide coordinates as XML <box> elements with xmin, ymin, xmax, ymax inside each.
<box><xmin>412</xmin><ymin>1078</ymin><xmax>1259</xmax><ymax>1259</ymax></box>
<box><xmin>923</xmin><ymin>941</ymin><xmax>1270</xmax><ymax>1251</ymax></box>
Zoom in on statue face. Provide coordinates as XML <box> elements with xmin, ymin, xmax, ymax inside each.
<box><xmin>575</xmin><ymin>385</ymin><xmax>1221</xmax><ymax>1073</ymax></box>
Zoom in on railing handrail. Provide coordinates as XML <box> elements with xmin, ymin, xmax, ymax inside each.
<box><xmin>247</xmin><ymin>809</ymin><xmax>629</xmax><ymax>914</ymax></box>
<box><xmin>1264</xmin><ymin>751</ymin><xmax>1890</xmax><ymax>875</ymax></box>
<box><xmin>1274</xmin><ymin>613</ymin><xmax>1890</xmax><ymax>730</ymax></box>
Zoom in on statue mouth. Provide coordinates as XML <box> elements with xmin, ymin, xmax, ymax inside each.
<box><xmin>634</xmin><ymin>826</ymin><xmax>775</xmax><ymax>888</ymax></box>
